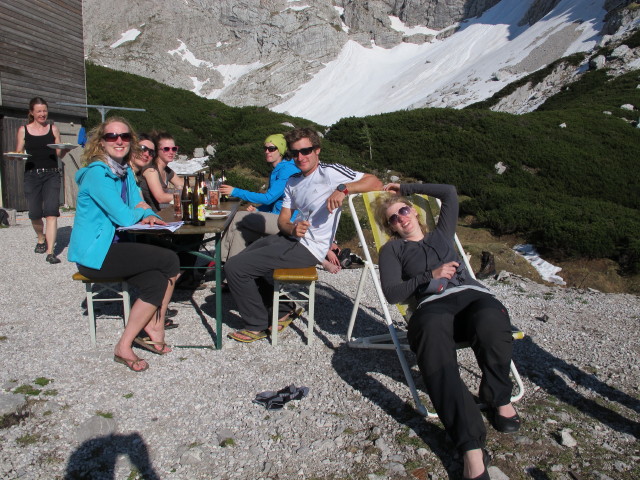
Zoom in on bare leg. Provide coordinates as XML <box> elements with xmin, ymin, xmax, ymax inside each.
<box><xmin>463</xmin><ymin>448</ymin><xmax>485</xmax><ymax>479</ymax></box>
<box><xmin>31</xmin><ymin>218</ymin><xmax>46</xmax><ymax>244</ymax></box>
<box><xmin>113</xmin><ymin>298</ymin><xmax>159</xmax><ymax>370</ymax></box>
<box><xmin>142</xmin><ymin>275</ymin><xmax>179</xmax><ymax>352</ymax></box>
<box><xmin>45</xmin><ymin>216</ymin><xmax>58</xmax><ymax>255</ymax></box>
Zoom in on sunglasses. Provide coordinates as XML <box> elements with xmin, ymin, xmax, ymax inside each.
<box><xmin>290</xmin><ymin>146</ymin><xmax>315</xmax><ymax>157</ymax></box>
<box><xmin>388</xmin><ymin>206</ymin><xmax>412</xmax><ymax>226</ymax></box>
<box><xmin>161</xmin><ymin>146</ymin><xmax>179</xmax><ymax>152</ymax></box>
<box><xmin>264</xmin><ymin>145</ymin><xmax>279</xmax><ymax>152</ymax></box>
<box><xmin>102</xmin><ymin>132</ymin><xmax>132</xmax><ymax>142</ymax></box>
<box><xmin>140</xmin><ymin>145</ymin><xmax>156</xmax><ymax>156</ymax></box>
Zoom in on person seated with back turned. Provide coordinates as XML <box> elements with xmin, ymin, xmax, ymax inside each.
<box><xmin>374</xmin><ymin>182</ymin><xmax>521</xmax><ymax>480</ymax></box>
<box><xmin>218</xmin><ymin>134</ymin><xmax>300</xmax><ymax>262</ymax></box>
<box><xmin>68</xmin><ymin>117</ymin><xmax>180</xmax><ymax>372</ymax></box>
<box><xmin>224</xmin><ymin>127</ymin><xmax>383</xmax><ymax>342</ymax></box>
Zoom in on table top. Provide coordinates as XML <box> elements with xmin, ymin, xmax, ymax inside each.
<box><xmin>158</xmin><ymin>201</ymin><xmax>241</xmax><ymax>235</ymax></box>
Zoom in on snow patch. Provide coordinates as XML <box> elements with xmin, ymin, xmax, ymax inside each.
<box><xmin>110</xmin><ymin>29</ymin><xmax>141</xmax><ymax>48</ymax></box>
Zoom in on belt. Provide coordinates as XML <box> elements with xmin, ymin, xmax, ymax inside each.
<box><xmin>28</xmin><ymin>168</ymin><xmax>60</xmax><ymax>174</ymax></box>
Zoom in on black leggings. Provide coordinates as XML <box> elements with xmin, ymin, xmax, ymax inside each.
<box><xmin>408</xmin><ymin>289</ymin><xmax>513</xmax><ymax>454</ymax></box>
<box><xmin>78</xmin><ymin>243</ymin><xmax>180</xmax><ymax>307</ymax></box>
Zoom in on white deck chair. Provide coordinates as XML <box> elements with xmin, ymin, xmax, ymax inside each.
<box><xmin>346</xmin><ymin>192</ymin><xmax>525</xmax><ymax>417</ymax></box>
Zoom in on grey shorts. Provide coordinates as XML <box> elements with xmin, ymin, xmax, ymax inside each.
<box><xmin>23</xmin><ymin>170</ymin><xmax>61</xmax><ymax>219</ymax></box>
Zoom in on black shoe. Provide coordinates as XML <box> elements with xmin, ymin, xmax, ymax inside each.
<box><xmin>491</xmin><ymin>409</ymin><xmax>521</xmax><ymax>433</ymax></box>
<box><xmin>464</xmin><ymin>449</ymin><xmax>491</xmax><ymax>480</ymax></box>
<box><xmin>165</xmin><ymin>308</ymin><xmax>178</xmax><ymax>319</ymax></box>
<box><xmin>35</xmin><ymin>242</ymin><xmax>47</xmax><ymax>254</ymax></box>
<box><xmin>46</xmin><ymin>254</ymin><xmax>61</xmax><ymax>264</ymax></box>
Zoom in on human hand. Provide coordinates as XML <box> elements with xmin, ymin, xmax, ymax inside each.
<box><xmin>219</xmin><ymin>184</ymin><xmax>234</xmax><ymax>196</ymax></box>
<box><xmin>325</xmin><ymin>249</ymin><xmax>340</xmax><ymax>266</ymax></box>
<box><xmin>140</xmin><ymin>215</ymin><xmax>167</xmax><ymax>226</ymax></box>
<box><xmin>432</xmin><ymin>261</ymin><xmax>460</xmax><ymax>280</ymax></box>
<box><xmin>326</xmin><ymin>190</ymin><xmax>346</xmax><ymax>213</ymax></box>
<box><xmin>383</xmin><ymin>183</ymin><xmax>401</xmax><ymax>194</ymax></box>
<box><xmin>292</xmin><ymin>220</ymin><xmax>310</xmax><ymax>237</ymax></box>
<box><xmin>246</xmin><ymin>204</ymin><xmax>257</xmax><ymax>212</ymax></box>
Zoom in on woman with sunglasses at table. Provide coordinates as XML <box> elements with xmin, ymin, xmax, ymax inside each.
<box><xmin>374</xmin><ymin>183</ymin><xmax>520</xmax><ymax>480</ymax></box>
<box><xmin>68</xmin><ymin>117</ymin><xmax>180</xmax><ymax>372</ymax></box>
<box><xmin>137</xmin><ymin>131</ymin><xmax>184</xmax><ymax>213</ymax></box>
<box><xmin>219</xmin><ymin>134</ymin><xmax>300</xmax><ymax>261</ymax></box>
<box><xmin>128</xmin><ymin>133</ymin><xmax>158</xmax><ymax>210</ymax></box>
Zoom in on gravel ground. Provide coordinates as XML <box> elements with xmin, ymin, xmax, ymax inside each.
<box><xmin>1</xmin><ymin>212</ymin><xmax>639</xmax><ymax>480</ymax></box>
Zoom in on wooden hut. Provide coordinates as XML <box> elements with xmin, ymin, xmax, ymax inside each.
<box><xmin>0</xmin><ymin>0</ymin><xmax>87</xmax><ymax>210</ymax></box>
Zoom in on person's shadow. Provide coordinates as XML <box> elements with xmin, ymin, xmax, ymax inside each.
<box><xmin>65</xmin><ymin>432</ymin><xmax>160</xmax><ymax>479</ymax></box>
<box><xmin>55</xmin><ymin>225</ymin><xmax>72</xmax><ymax>255</ymax></box>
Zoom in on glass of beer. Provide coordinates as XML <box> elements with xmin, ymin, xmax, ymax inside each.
<box><xmin>208</xmin><ymin>189</ymin><xmax>219</xmax><ymax>208</ymax></box>
<box><xmin>170</xmin><ymin>188</ymin><xmax>182</xmax><ymax>217</ymax></box>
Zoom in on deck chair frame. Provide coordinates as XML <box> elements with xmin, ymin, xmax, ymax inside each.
<box><xmin>346</xmin><ymin>192</ymin><xmax>524</xmax><ymax>417</ymax></box>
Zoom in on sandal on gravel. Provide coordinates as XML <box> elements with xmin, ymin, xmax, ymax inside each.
<box><xmin>228</xmin><ymin>329</ymin><xmax>268</xmax><ymax>343</ymax></box>
<box><xmin>269</xmin><ymin>308</ymin><xmax>304</xmax><ymax>335</ymax></box>
<box><xmin>114</xmin><ymin>355</ymin><xmax>149</xmax><ymax>372</ymax></box>
<box><xmin>133</xmin><ymin>337</ymin><xmax>170</xmax><ymax>355</ymax></box>
<box><xmin>34</xmin><ymin>241</ymin><xmax>47</xmax><ymax>254</ymax></box>
<box><xmin>164</xmin><ymin>319</ymin><xmax>179</xmax><ymax>330</ymax></box>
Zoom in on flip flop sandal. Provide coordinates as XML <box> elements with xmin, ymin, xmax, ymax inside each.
<box><xmin>227</xmin><ymin>329</ymin><xmax>268</xmax><ymax>343</ymax></box>
<box><xmin>164</xmin><ymin>319</ymin><xmax>179</xmax><ymax>330</ymax></box>
<box><xmin>113</xmin><ymin>355</ymin><xmax>149</xmax><ymax>372</ymax></box>
<box><xmin>269</xmin><ymin>308</ymin><xmax>304</xmax><ymax>335</ymax></box>
<box><xmin>133</xmin><ymin>337</ymin><xmax>170</xmax><ymax>355</ymax></box>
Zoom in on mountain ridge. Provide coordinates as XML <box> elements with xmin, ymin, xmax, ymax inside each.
<box><xmin>84</xmin><ymin>0</ymin><xmax>640</xmax><ymax>124</ymax></box>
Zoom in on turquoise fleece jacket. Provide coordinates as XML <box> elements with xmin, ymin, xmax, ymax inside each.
<box><xmin>231</xmin><ymin>158</ymin><xmax>300</xmax><ymax>215</ymax></box>
<box><xmin>68</xmin><ymin>160</ymin><xmax>159</xmax><ymax>269</ymax></box>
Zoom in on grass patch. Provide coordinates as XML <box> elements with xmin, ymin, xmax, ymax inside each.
<box><xmin>96</xmin><ymin>411</ymin><xmax>113</xmax><ymax>419</ymax></box>
<box><xmin>14</xmin><ymin>385</ymin><xmax>41</xmax><ymax>396</ymax></box>
<box><xmin>123</xmin><ymin>393</ymin><xmax>134</xmax><ymax>399</ymax></box>
<box><xmin>0</xmin><ymin>336</ymin><xmax>7</xmax><ymax>341</ymax></box>
<box><xmin>42</xmin><ymin>389</ymin><xmax>58</xmax><ymax>396</ymax></box>
<box><xmin>34</xmin><ymin>377</ymin><xmax>52</xmax><ymax>387</ymax></box>
<box><xmin>219</xmin><ymin>438</ymin><xmax>235</xmax><ymax>447</ymax></box>
<box><xmin>16</xmin><ymin>433</ymin><xmax>40</xmax><ymax>446</ymax></box>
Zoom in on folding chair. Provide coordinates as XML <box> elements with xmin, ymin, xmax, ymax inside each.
<box><xmin>346</xmin><ymin>192</ymin><xmax>525</xmax><ymax>417</ymax></box>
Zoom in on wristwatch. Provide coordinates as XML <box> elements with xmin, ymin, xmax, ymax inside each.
<box><xmin>336</xmin><ymin>184</ymin><xmax>349</xmax><ymax>195</ymax></box>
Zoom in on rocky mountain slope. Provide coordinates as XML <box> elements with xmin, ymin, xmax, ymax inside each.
<box><xmin>84</xmin><ymin>0</ymin><xmax>640</xmax><ymax>122</ymax></box>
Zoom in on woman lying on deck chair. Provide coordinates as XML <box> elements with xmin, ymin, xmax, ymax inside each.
<box><xmin>374</xmin><ymin>183</ymin><xmax>520</xmax><ymax>480</ymax></box>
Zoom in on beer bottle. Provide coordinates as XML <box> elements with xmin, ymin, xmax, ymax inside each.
<box><xmin>181</xmin><ymin>179</ymin><xmax>191</xmax><ymax>222</ymax></box>
<box><xmin>197</xmin><ymin>175</ymin><xmax>207</xmax><ymax>224</ymax></box>
<box><xmin>220</xmin><ymin>169</ymin><xmax>227</xmax><ymax>202</ymax></box>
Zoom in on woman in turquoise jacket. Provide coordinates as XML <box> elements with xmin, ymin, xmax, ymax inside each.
<box><xmin>218</xmin><ymin>134</ymin><xmax>300</xmax><ymax>261</ymax></box>
<box><xmin>69</xmin><ymin>117</ymin><xmax>180</xmax><ymax>372</ymax></box>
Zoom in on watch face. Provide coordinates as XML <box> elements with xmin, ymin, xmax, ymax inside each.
<box><xmin>337</xmin><ymin>184</ymin><xmax>346</xmax><ymax>192</ymax></box>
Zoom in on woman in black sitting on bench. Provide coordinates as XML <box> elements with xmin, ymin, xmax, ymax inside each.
<box><xmin>374</xmin><ymin>183</ymin><xmax>520</xmax><ymax>480</ymax></box>
<box><xmin>68</xmin><ymin>117</ymin><xmax>180</xmax><ymax>372</ymax></box>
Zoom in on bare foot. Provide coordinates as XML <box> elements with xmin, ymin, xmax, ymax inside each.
<box><xmin>322</xmin><ymin>261</ymin><xmax>341</xmax><ymax>274</ymax></box>
<box><xmin>142</xmin><ymin>328</ymin><xmax>172</xmax><ymax>354</ymax></box>
<box><xmin>497</xmin><ymin>403</ymin><xmax>517</xmax><ymax>418</ymax></box>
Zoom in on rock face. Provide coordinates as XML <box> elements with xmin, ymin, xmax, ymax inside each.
<box><xmin>83</xmin><ymin>0</ymin><xmax>509</xmax><ymax>108</ymax></box>
<box><xmin>83</xmin><ymin>0</ymin><xmax>639</xmax><ymax>115</ymax></box>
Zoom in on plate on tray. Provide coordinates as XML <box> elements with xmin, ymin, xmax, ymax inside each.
<box><xmin>205</xmin><ymin>210</ymin><xmax>231</xmax><ymax>219</ymax></box>
<box><xmin>47</xmin><ymin>143</ymin><xmax>79</xmax><ymax>149</ymax></box>
<box><xmin>4</xmin><ymin>152</ymin><xmax>30</xmax><ymax>159</ymax></box>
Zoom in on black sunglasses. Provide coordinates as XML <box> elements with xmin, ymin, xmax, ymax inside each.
<box><xmin>140</xmin><ymin>145</ymin><xmax>156</xmax><ymax>156</ymax></box>
<box><xmin>290</xmin><ymin>146</ymin><xmax>315</xmax><ymax>157</ymax></box>
<box><xmin>161</xmin><ymin>146</ymin><xmax>179</xmax><ymax>152</ymax></box>
<box><xmin>102</xmin><ymin>132</ymin><xmax>132</xmax><ymax>142</ymax></box>
<box><xmin>264</xmin><ymin>145</ymin><xmax>279</xmax><ymax>152</ymax></box>
<box><xmin>388</xmin><ymin>206</ymin><xmax>412</xmax><ymax>226</ymax></box>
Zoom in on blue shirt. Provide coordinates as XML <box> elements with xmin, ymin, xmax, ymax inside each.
<box><xmin>231</xmin><ymin>159</ymin><xmax>300</xmax><ymax>215</ymax></box>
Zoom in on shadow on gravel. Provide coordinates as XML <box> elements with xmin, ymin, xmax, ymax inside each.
<box><xmin>56</xmin><ymin>225</ymin><xmax>72</xmax><ymax>254</ymax></box>
<box><xmin>331</xmin><ymin>343</ymin><xmax>461</xmax><ymax>479</ymax></box>
<box><xmin>516</xmin><ymin>336</ymin><xmax>640</xmax><ymax>439</ymax></box>
<box><xmin>65</xmin><ymin>432</ymin><xmax>159</xmax><ymax>479</ymax></box>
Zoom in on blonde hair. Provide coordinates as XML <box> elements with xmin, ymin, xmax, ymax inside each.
<box><xmin>81</xmin><ymin>117</ymin><xmax>140</xmax><ymax>166</ymax></box>
<box><xmin>372</xmin><ymin>193</ymin><xmax>427</xmax><ymax>239</ymax></box>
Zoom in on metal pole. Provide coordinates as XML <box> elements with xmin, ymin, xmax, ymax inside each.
<box><xmin>58</xmin><ymin>103</ymin><xmax>145</xmax><ymax>122</ymax></box>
